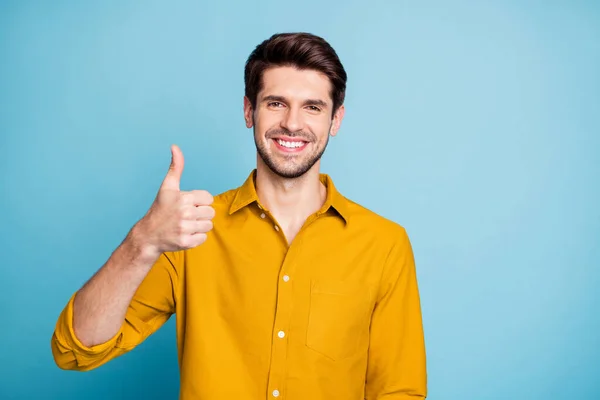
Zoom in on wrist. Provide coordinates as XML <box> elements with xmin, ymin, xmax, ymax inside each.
<box><xmin>127</xmin><ymin>222</ymin><xmax>162</xmax><ymax>265</ymax></box>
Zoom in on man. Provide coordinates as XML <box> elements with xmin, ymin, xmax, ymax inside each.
<box><xmin>52</xmin><ymin>32</ymin><xmax>427</xmax><ymax>399</ymax></box>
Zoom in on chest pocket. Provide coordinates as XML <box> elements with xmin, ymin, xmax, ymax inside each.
<box><xmin>306</xmin><ymin>279</ymin><xmax>373</xmax><ymax>361</ymax></box>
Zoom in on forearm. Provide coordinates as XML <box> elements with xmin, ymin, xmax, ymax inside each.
<box><xmin>73</xmin><ymin>223</ymin><xmax>160</xmax><ymax>347</ymax></box>
<box><xmin>52</xmin><ymin>145</ymin><xmax>211</xmax><ymax>370</ymax></box>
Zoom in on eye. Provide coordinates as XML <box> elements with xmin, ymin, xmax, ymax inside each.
<box><xmin>307</xmin><ymin>105</ymin><xmax>321</xmax><ymax>112</ymax></box>
<box><xmin>268</xmin><ymin>102</ymin><xmax>285</xmax><ymax>108</ymax></box>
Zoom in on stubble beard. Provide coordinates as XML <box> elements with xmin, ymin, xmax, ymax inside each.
<box><xmin>254</xmin><ymin>127</ymin><xmax>330</xmax><ymax>179</ymax></box>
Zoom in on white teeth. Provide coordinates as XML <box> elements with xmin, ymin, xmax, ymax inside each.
<box><xmin>277</xmin><ymin>139</ymin><xmax>305</xmax><ymax>148</ymax></box>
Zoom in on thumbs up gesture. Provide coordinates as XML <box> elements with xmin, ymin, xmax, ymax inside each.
<box><xmin>137</xmin><ymin>145</ymin><xmax>215</xmax><ymax>255</ymax></box>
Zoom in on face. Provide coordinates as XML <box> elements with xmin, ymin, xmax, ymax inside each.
<box><xmin>244</xmin><ymin>66</ymin><xmax>345</xmax><ymax>179</ymax></box>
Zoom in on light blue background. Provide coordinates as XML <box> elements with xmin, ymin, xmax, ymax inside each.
<box><xmin>1</xmin><ymin>1</ymin><xmax>598</xmax><ymax>399</ymax></box>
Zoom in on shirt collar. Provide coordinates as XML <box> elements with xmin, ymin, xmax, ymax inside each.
<box><xmin>229</xmin><ymin>169</ymin><xmax>350</xmax><ymax>224</ymax></box>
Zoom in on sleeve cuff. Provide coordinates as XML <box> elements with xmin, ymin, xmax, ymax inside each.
<box><xmin>54</xmin><ymin>292</ymin><xmax>123</xmax><ymax>357</ymax></box>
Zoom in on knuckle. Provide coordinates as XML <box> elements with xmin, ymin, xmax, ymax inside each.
<box><xmin>179</xmin><ymin>192</ymin><xmax>190</xmax><ymax>205</ymax></box>
<box><xmin>176</xmin><ymin>236</ymin><xmax>188</xmax><ymax>249</ymax></box>
<box><xmin>179</xmin><ymin>236</ymin><xmax>192</xmax><ymax>249</ymax></box>
<box><xmin>181</xmin><ymin>209</ymin><xmax>192</xmax><ymax>220</ymax></box>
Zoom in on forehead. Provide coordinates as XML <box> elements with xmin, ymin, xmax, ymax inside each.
<box><xmin>259</xmin><ymin>66</ymin><xmax>332</xmax><ymax>103</ymax></box>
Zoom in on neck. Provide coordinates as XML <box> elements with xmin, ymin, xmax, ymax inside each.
<box><xmin>255</xmin><ymin>160</ymin><xmax>327</xmax><ymax>228</ymax></box>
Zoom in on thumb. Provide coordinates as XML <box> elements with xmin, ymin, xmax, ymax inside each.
<box><xmin>160</xmin><ymin>144</ymin><xmax>184</xmax><ymax>191</ymax></box>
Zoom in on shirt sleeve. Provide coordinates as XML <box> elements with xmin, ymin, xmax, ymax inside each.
<box><xmin>365</xmin><ymin>228</ymin><xmax>428</xmax><ymax>399</ymax></box>
<box><xmin>51</xmin><ymin>251</ymin><xmax>181</xmax><ymax>371</ymax></box>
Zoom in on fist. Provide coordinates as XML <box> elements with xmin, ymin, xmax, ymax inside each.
<box><xmin>137</xmin><ymin>144</ymin><xmax>215</xmax><ymax>254</ymax></box>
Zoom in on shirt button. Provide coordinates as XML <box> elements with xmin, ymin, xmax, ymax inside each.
<box><xmin>277</xmin><ymin>330</ymin><xmax>285</xmax><ymax>338</ymax></box>
<box><xmin>274</xmin><ymin>225</ymin><xmax>280</xmax><ymax>231</ymax></box>
<box><xmin>282</xmin><ymin>275</ymin><xmax>290</xmax><ymax>282</ymax></box>
<box><xmin>272</xmin><ymin>389</ymin><xmax>280</xmax><ymax>397</ymax></box>
<box><xmin>260</xmin><ymin>213</ymin><xmax>266</xmax><ymax>219</ymax></box>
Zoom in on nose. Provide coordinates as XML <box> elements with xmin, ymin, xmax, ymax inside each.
<box><xmin>280</xmin><ymin>107</ymin><xmax>304</xmax><ymax>133</ymax></box>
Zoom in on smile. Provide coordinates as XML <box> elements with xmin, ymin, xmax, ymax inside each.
<box><xmin>272</xmin><ymin>138</ymin><xmax>308</xmax><ymax>152</ymax></box>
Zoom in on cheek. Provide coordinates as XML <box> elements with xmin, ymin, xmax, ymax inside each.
<box><xmin>307</xmin><ymin>120</ymin><xmax>332</xmax><ymax>141</ymax></box>
<box><xmin>254</xmin><ymin>113</ymin><xmax>280</xmax><ymax>134</ymax></box>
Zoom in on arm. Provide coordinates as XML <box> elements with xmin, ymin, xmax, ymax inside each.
<box><xmin>72</xmin><ymin>225</ymin><xmax>163</xmax><ymax>348</ymax></box>
<box><xmin>50</xmin><ymin>144</ymin><xmax>214</xmax><ymax>371</ymax></box>
<box><xmin>365</xmin><ymin>228</ymin><xmax>427</xmax><ymax>399</ymax></box>
<box><xmin>50</xmin><ymin>227</ymin><xmax>180</xmax><ymax>371</ymax></box>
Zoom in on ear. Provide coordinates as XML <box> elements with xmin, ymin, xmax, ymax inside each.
<box><xmin>329</xmin><ymin>104</ymin><xmax>345</xmax><ymax>137</ymax></box>
<box><xmin>243</xmin><ymin>96</ymin><xmax>254</xmax><ymax>128</ymax></box>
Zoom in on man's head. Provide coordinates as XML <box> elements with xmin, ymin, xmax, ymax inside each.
<box><xmin>243</xmin><ymin>32</ymin><xmax>347</xmax><ymax>179</ymax></box>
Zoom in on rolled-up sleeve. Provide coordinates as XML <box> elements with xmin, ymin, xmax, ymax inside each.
<box><xmin>51</xmin><ymin>251</ymin><xmax>180</xmax><ymax>371</ymax></box>
<box><xmin>365</xmin><ymin>228</ymin><xmax>427</xmax><ymax>399</ymax></box>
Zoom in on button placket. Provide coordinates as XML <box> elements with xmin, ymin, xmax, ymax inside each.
<box><xmin>266</xmin><ymin>237</ymin><xmax>304</xmax><ymax>400</ymax></box>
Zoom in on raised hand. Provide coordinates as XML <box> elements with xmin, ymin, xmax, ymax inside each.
<box><xmin>137</xmin><ymin>144</ymin><xmax>215</xmax><ymax>255</ymax></box>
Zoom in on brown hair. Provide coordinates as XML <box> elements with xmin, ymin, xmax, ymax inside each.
<box><xmin>244</xmin><ymin>32</ymin><xmax>347</xmax><ymax>116</ymax></box>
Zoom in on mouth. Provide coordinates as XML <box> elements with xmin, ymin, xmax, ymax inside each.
<box><xmin>271</xmin><ymin>137</ymin><xmax>309</xmax><ymax>153</ymax></box>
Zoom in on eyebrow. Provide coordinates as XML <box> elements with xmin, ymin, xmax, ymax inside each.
<box><xmin>262</xmin><ymin>95</ymin><xmax>329</xmax><ymax>109</ymax></box>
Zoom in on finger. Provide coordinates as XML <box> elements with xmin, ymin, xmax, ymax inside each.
<box><xmin>193</xmin><ymin>219</ymin><xmax>213</xmax><ymax>234</ymax></box>
<box><xmin>189</xmin><ymin>232</ymin><xmax>208</xmax><ymax>247</ymax></box>
<box><xmin>194</xmin><ymin>205</ymin><xmax>216</xmax><ymax>220</ymax></box>
<box><xmin>160</xmin><ymin>144</ymin><xmax>184</xmax><ymax>191</ymax></box>
<box><xmin>180</xmin><ymin>205</ymin><xmax>215</xmax><ymax>220</ymax></box>
<box><xmin>180</xmin><ymin>219</ymin><xmax>213</xmax><ymax>235</ymax></box>
<box><xmin>182</xmin><ymin>190</ymin><xmax>214</xmax><ymax>206</ymax></box>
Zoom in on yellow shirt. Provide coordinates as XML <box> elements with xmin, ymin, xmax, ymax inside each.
<box><xmin>52</xmin><ymin>170</ymin><xmax>427</xmax><ymax>399</ymax></box>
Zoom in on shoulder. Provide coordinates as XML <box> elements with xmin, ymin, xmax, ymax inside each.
<box><xmin>344</xmin><ymin>196</ymin><xmax>410</xmax><ymax>247</ymax></box>
<box><xmin>342</xmin><ymin>197</ymin><xmax>415</xmax><ymax>298</ymax></box>
<box><xmin>211</xmin><ymin>187</ymin><xmax>238</xmax><ymax>213</ymax></box>
<box><xmin>205</xmin><ymin>183</ymin><xmax>258</xmax><ymax>225</ymax></box>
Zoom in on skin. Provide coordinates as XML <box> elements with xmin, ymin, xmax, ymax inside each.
<box><xmin>72</xmin><ymin>65</ymin><xmax>345</xmax><ymax>347</ymax></box>
<box><xmin>72</xmin><ymin>146</ymin><xmax>215</xmax><ymax>347</ymax></box>
<box><xmin>244</xmin><ymin>66</ymin><xmax>345</xmax><ymax>243</ymax></box>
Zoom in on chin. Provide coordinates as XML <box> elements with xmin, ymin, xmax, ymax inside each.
<box><xmin>261</xmin><ymin>156</ymin><xmax>313</xmax><ymax>178</ymax></box>
<box><xmin>256</xmin><ymin>140</ymin><xmax>324</xmax><ymax>179</ymax></box>
<box><xmin>269</xmin><ymin>164</ymin><xmax>310</xmax><ymax>179</ymax></box>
